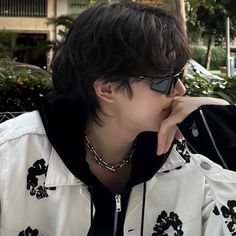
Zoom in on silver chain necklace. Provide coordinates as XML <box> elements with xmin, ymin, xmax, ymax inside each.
<box><xmin>85</xmin><ymin>135</ymin><xmax>136</xmax><ymax>172</ymax></box>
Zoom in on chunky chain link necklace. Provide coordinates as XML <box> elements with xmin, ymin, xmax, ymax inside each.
<box><xmin>85</xmin><ymin>135</ymin><xmax>136</xmax><ymax>172</ymax></box>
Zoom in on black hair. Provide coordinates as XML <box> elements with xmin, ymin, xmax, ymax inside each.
<box><xmin>48</xmin><ymin>2</ymin><xmax>191</xmax><ymax>124</ymax></box>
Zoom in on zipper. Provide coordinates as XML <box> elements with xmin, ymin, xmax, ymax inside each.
<box><xmin>113</xmin><ymin>194</ymin><xmax>121</xmax><ymax>236</ymax></box>
<box><xmin>199</xmin><ymin>108</ymin><xmax>229</xmax><ymax>169</ymax></box>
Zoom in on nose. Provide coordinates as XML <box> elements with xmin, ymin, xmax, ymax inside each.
<box><xmin>169</xmin><ymin>79</ymin><xmax>186</xmax><ymax>97</ymax></box>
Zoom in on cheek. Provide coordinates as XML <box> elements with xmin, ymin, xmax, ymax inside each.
<box><xmin>115</xmin><ymin>83</ymin><xmax>168</xmax><ymax>130</ymax></box>
<box><xmin>135</xmin><ymin>102</ymin><xmax>161</xmax><ymax>117</ymax></box>
<box><xmin>127</xmin><ymin>98</ymin><xmax>164</xmax><ymax>127</ymax></box>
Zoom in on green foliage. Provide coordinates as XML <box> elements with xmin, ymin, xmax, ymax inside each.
<box><xmin>216</xmin><ymin>0</ymin><xmax>236</xmax><ymax>19</ymax></box>
<box><xmin>0</xmin><ymin>60</ymin><xmax>52</xmax><ymax>111</ymax></box>
<box><xmin>191</xmin><ymin>47</ymin><xmax>207</xmax><ymax>66</ymax></box>
<box><xmin>46</xmin><ymin>14</ymin><xmax>78</xmax><ymax>53</ymax></box>
<box><xmin>47</xmin><ymin>14</ymin><xmax>77</xmax><ymax>30</ymax></box>
<box><xmin>196</xmin><ymin>4</ymin><xmax>228</xmax><ymax>40</ymax></box>
<box><xmin>212</xmin><ymin>76</ymin><xmax>236</xmax><ymax>104</ymax></box>
<box><xmin>0</xmin><ymin>30</ymin><xmax>17</xmax><ymax>59</ymax></box>
<box><xmin>183</xmin><ymin>74</ymin><xmax>236</xmax><ymax>104</ymax></box>
<box><xmin>186</xmin><ymin>0</ymin><xmax>236</xmax><ymax>41</ymax></box>
<box><xmin>186</xmin><ymin>0</ymin><xmax>236</xmax><ymax>70</ymax></box>
<box><xmin>183</xmin><ymin>74</ymin><xmax>215</xmax><ymax>97</ymax></box>
<box><xmin>192</xmin><ymin>47</ymin><xmax>226</xmax><ymax>70</ymax></box>
<box><xmin>210</xmin><ymin>47</ymin><xmax>226</xmax><ymax>69</ymax></box>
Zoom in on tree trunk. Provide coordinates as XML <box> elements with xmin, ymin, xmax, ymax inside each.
<box><xmin>205</xmin><ymin>34</ymin><xmax>212</xmax><ymax>70</ymax></box>
<box><xmin>175</xmin><ymin>0</ymin><xmax>186</xmax><ymax>32</ymax></box>
<box><xmin>165</xmin><ymin>0</ymin><xmax>186</xmax><ymax>33</ymax></box>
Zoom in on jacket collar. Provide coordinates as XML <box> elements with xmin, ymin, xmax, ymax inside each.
<box><xmin>158</xmin><ymin>146</ymin><xmax>187</xmax><ymax>173</ymax></box>
<box><xmin>45</xmin><ymin>148</ymin><xmax>84</xmax><ymax>188</ymax></box>
<box><xmin>45</xmin><ymin>142</ymin><xmax>187</xmax><ymax>188</ymax></box>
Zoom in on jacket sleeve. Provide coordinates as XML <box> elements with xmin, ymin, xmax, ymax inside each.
<box><xmin>192</xmin><ymin>154</ymin><xmax>236</xmax><ymax>236</ymax></box>
<box><xmin>177</xmin><ymin>105</ymin><xmax>236</xmax><ymax>171</ymax></box>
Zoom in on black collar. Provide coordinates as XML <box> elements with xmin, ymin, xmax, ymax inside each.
<box><xmin>38</xmin><ymin>97</ymin><xmax>171</xmax><ymax>188</ymax></box>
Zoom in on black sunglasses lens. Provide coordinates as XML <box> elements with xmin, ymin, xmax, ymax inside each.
<box><xmin>150</xmin><ymin>79</ymin><xmax>171</xmax><ymax>94</ymax></box>
<box><xmin>150</xmin><ymin>75</ymin><xmax>181</xmax><ymax>95</ymax></box>
<box><xmin>148</xmin><ymin>69</ymin><xmax>184</xmax><ymax>95</ymax></box>
<box><xmin>173</xmin><ymin>76</ymin><xmax>179</xmax><ymax>86</ymax></box>
<box><xmin>168</xmin><ymin>77</ymin><xmax>179</xmax><ymax>94</ymax></box>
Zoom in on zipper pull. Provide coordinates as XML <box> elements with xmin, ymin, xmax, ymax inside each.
<box><xmin>115</xmin><ymin>194</ymin><xmax>121</xmax><ymax>212</ymax></box>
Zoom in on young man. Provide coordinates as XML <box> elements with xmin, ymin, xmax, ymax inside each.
<box><xmin>0</xmin><ymin>3</ymin><xmax>235</xmax><ymax>236</ymax></box>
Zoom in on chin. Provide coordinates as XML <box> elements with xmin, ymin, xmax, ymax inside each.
<box><xmin>136</xmin><ymin>125</ymin><xmax>158</xmax><ymax>134</ymax></box>
<box><xmin>134</xmin><ymin>118</ymin><xmax>161</xmax><ymax>133</ymax></box>
<box><xmin>145</xmin><ymin>124</ymin><xmax>161</xmax><ymax>133</ymax></box>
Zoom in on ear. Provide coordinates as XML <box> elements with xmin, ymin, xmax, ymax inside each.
<box><xmin>93</xmin><ymin>80</ymin><xmax>115</xmax><ymax>103</ymax></box>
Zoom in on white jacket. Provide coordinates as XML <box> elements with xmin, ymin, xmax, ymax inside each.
<box><xmin>0</xmin><ymin>111</ymin><xmax>236</xmax><ymax>236</ymax></box>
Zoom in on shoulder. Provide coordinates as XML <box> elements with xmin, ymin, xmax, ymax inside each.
<box><xmin>0</xmin><ymin>111</ymin><xmax>46</xmax><ymax>145</ymax></box>
<box><xmin>0</xmin><ymin>111</ymin><xmax>53</xmax><ymax>181</ymax></box>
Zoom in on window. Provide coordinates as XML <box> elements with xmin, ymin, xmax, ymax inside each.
<box><xmin>0</xmin><ymin>0</ymin><xmax>47</xmax><ymax>17</ymax></box>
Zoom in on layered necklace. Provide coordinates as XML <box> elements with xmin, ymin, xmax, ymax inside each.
<box><xmin>85</xmin><ymin>135</ymin><xmax>136</xmax><ymax>172</ymax></box>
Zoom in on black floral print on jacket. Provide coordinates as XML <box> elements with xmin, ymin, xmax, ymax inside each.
<box><xmin>27</xmin><ymin>159</ymin><xmax>56</xmax><ymax>199</ymax></box>
<box><xmin>152</xmin><ymin>211</ymin><xmax>183</xmax><ymax>236</ymax></box>
<box><xmin>221</xmin><ymin>200</ymin><xmax>236</xmax><ymax>235</ymax></box>
<box><xmin>213</xmin><ymin>200</ymin><xmax>236</xmax><ymax>235</ymax></box>
<box><xmin>18</xmin><ymin>226</ymin><xmax>39</xmax><ymax>236</ymax></box>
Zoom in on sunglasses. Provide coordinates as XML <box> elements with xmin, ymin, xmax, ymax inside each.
<box><xmin>138</xmin><ymin>70</ymin><xmax>184</xmax><ymax>95</ymax></box>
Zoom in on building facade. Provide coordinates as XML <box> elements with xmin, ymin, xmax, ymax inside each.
<box><xmin>0</xmin><ymin>0</ymin><xmax>178</xmax><ymax>68</ymax></box>
<box><xmin>0</xmin><ymin>0</ymin><xmax>71</xmax><ymax>68</ymax></box>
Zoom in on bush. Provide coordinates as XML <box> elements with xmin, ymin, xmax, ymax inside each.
<box><xmin>192</xmin><ymin>46</ymin><xmax>226</xmax><ymax>70</ymax></box>
<box><xmin>211</xmin><ymin>47</ymin><xmax>226</xmax><ymax>70</ymax></box>
<box><xmin>0</xmin><ymin>61</ymin><xmax>52</xmax><ymax>111</ymax></box>
<box><xmin>183</xmin><ymin>74</ymin><xmax>215</xmax><ymax>97</ymax></box>
<box><xmin>212</xmin><ymin>76</ymin><xmax>236</xmax><ymax>104</ymax></box>
<box><xmin>191</xmin><ymin>47</ymin><xmax>206</xmax><ymax>66</ymax></box>
<box><xmin>0</xmin><ymin>30</ymin><xmax>17</xmax><ymax>59</ymax></box>
<box><xmin>183</xmin><ymin>74</ymin><xmax>236</xmax><ymax>104</ymax></box>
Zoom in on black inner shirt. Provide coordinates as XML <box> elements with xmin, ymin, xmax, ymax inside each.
<box><xmin>38</xmin><ymin>97</ymin><xmax>170</xmax><ymax>235</ymax></box>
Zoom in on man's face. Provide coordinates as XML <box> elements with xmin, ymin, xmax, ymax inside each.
<box><xmin>111</xmin><ymin>78</ymin><xmax>186</xmax><ymax>134</ymax></box>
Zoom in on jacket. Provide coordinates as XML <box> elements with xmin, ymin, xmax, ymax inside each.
<box><xmin>1</xmin><ymin>109</ymin><xmax>236</xmax><ymax>236</ymax></box>
<box><xmin>178</xmin><ymin>104</ymin><xmax>236</xmax><ymax>171</ymax></box>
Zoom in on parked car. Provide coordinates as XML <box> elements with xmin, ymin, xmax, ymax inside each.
<box><xmin>6</xmin><ymin>61</ymin><xmax>50</xmax><ymax>78</ymax></box>
<box><xmin>186</xmin><ymin>59</ymin><xmax>224</xmax><ymax>82</ymax></box>
<box><xmin>0</xmin><ymin>60</ymin><xmax>52</xmax><ymax>112</ymax></box>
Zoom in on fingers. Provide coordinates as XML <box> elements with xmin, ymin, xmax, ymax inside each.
<box><xmin>175</xmin><ymin>129</ymin><xmax>183</xmax><ymax>140</ymax></box>
<box><xmin>157</xmin><ymin>124</ymin><xmax>183</xmax><ymax>155</ymax></box>
<box><xmin>156</xmin><ymin>103</ymin><xmax>183</xmax><ymax>155</ymax></box>
<box><xmin>157</xmin><ymin>132</ymin><xmax>175</xmax><ymax>155</ymax></box>
<box><xmin>157</xmin><ymin>119</ymin><xmax>178</xmax><ymax>155</ymax></box>
<box><xmin>156</xmin><ymin>96</ymin><xmax>229</xmax><ymax>156</ymax></box>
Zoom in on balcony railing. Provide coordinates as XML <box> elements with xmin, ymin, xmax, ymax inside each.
<box><xmin>0</xmin><ymin>112</ymin><xmax>24</xmax><ymax>123</ymax></box>
<box><xmin>0</xmin><ymin>0</ymin><xmax>47</xmax><ymax>17</ymax></box>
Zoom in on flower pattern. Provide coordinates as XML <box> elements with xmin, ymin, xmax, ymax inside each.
<box><xmin>18</xmin><ymin>226</ymin><xmax>39</xmax><ymax>236</ymax></box>
<box><xmin>213</xmin><ymin>200</ymin><xmax>236</xmax><ymax>235</ymax></box>
<box><xmin>152</xmin><ymin>211</ymin><xmax>183</xmax><ymax>236</ymax></box>
<box><xmin>27</xmin><ymin>159</ymin><xmax>56</xmax><ymax>199</ymax></box>
<box><xmin>175</xmin><ymin>139</ymin><xmax>191</xmax><ymax>163</ymax></box>
<box><xmin>221</xmin><ymin>200</ymin><xmax>236</xmax><ymax>235</ymax></box>
<box><xmin>213</xmin><ymin>205</ymin><xmax>220</xmax><ymax>215</ymax></box>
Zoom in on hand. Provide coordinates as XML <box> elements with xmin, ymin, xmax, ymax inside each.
<box><xmin>157</xmin><ymin>97</ymin><xmax>229</xmax><ymax>155</ymax></box>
